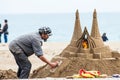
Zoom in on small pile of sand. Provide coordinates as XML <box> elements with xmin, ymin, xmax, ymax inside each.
<box><xmin>0</xmin><ymin>69</ymin><xmax>17</xmax><ymax>79</ymax></box>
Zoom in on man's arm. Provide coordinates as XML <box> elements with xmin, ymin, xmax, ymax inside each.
<box><xmin>32</xmin><ymin>38</ymin><xmax>58</xmax><ymax>68</ymax></box>
<box><xmin>38</xmin><ymin>55</ymin><xmax>58</xmax><ymax>68</ymax></box>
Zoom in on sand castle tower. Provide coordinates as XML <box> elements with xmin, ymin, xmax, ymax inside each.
<box><xmin>90</xmin><ymin>9</ymin><xmax>104</xmax><ymax>47</ymax></box>
<box><xmin>70</xmin><ymin>9</ymin><xmax>82</xmax><ymax>46</ymax></box>
<box><xmin>59</xmin><ymin>10</ymin><xmax>83</xmax><ymax>57</ymax></box>
<box><xmin>31</xmin><ymin>9</ymin><xmax>120</xmax><ymax>78</ymax></box>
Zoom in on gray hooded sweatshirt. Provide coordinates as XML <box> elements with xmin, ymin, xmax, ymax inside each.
<box><xmin>9</xmin><ymin>32</ymin><xmax>43</xmax><ymax>57</ymax></box>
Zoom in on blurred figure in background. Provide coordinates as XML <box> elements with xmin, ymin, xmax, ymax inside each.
<box><xmin>102</xmin><ymin>33</ymin><xmax>108</xmax><ymax>42</ymax></box>
<box><xmin>2</xmin><ymin>19</ymin><xmax>8</xmax><ymax>43</ymax></box>
<box><xmin>0</xmin><ymin>23</ymin><xmax>2</xmax><ymax>43</ymax></box>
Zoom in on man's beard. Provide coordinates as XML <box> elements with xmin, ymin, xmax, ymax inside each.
<box><xmin>43</xmin><ymin>38</ymin><xmax>47</xmax><ymax>42</ymax></box>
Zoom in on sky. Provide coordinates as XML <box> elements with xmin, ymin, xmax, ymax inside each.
<box><xmin>0</xmin><ymin>0</ymin><xmax>120</xmax><ymax>14</ymax></box>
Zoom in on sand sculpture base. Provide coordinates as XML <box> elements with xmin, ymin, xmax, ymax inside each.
<box><xmin>30</xmin><ymin>55</ymin><xmax>120</xmax><ymax>78</ymax></box>
<box><xmin>1</xmin><ymin>55</ymin><xmax>120</xmax><ymax>79</ymax></box>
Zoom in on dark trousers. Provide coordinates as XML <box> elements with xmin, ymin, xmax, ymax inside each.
<box><xmin>4</xmin><ymin>33</ymin><xmax>8</xmax><ymax>43</ymax></box>
<box><xmin>10</xmin><ymin>51</ymin><xmax>31</xmax><ymax>79</ymax></box>
<box><xmin>0</xmin><ymin>34</ymin><xmax>1</xmax><ymax>43</ymax></box>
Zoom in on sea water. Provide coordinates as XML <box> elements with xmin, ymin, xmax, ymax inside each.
<box><xmin>0</xmin><ymin>12</ymin><xmax>120</xmax><ymax>42</ymax></box>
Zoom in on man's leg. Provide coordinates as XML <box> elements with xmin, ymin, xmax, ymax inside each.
<box><xmin>9</xmin><ymin>43</ymin><xmax>31</xmax><ymax>78</ymax></box>
<box><xmin>13</xmin><ymin>54</ymin><xmax>22</xmax><ymax>77</ymax></box>
<box><xmin>0</xmin><ymin>34</ymin><xmax>1</xmax><ymax>43</ymax></box>
<box><xmin>9</xmin><ymin>49</ymin><xmax>23</xmax><ymax>78</ymax></box>
<box><xmin>4</xmin><ymin>33</ymin><xmax>7</xmax><ymax>43</ymax></box>
<box><xmin>13</xmin><ymin>53</ymin><xmax>31</xmax><ymax>78</ymax></box>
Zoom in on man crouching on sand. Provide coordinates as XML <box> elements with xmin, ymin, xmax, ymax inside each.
<box><xmin>9</xmin><ymin>27</ymin><xmax>58</xmax><ymax>79</ymax></box>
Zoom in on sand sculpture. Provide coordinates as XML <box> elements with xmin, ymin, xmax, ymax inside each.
<box><xmin>31</xmin><ymin>9</ymin><xmax>120</xmax><ymax>78</ymax></box>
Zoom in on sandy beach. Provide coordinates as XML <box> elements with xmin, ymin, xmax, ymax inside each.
<box><xmin>0</xmin><ymin>41</ymin><xmax>120</xmax><ymax>73</ymax></box>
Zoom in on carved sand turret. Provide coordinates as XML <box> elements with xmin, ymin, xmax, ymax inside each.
<box><xmin>70</xmin><ymin>9</ymin><xmax>82</xmax><ymax>46</ymax></box>
<box><xmin>90</xmin><ymin>9</ymin><xmax>104</xmax><ymax>47</ymax></box>
<box><xmin>91</xmin><ymin>9</ymin><xmax>101</xmax><ymax>38</ymax></box>
<box><xmin>59</xmin><ymin>10</ymin><xmax>82</xmax><ymax>57</ymax></box>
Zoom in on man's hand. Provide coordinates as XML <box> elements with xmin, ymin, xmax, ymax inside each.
<box><xmin>49</xmin><ymin>61</ymin><xmax>58</xmax><ymax>68</ymax></box>
<box><xmin>39</xmin><ymin>55</ymin><xmax>58</xmax><ymax>68</ymax></box>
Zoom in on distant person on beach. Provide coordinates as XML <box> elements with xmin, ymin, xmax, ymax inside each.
<box><xmin>2</xmin><ymin>19</ymin><xmax>9</xmax><ymax>43</ymax></box>
<box><xmin>9</xmin><ymin>27</ymin><xmax>58</xmax><ymax>79</ymax></box>
<box><xmin>0</xmin><ymin>24</ymin><xmax>2</xmax><ymax>43</ymax></box>
<box><xmin>102</xmin><ymin>33</ymin><xmax>108</xmax><ymax>42</ymax></box>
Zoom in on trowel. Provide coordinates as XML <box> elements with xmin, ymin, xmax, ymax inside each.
<box><xmin>45</xmin><ymin>60</ymin><xmax>62</xmax><ymax>73</ymax></box>
<box><xmin>50</xmin><ymin>60</ymin><xmax>62</xmax><ymax>73</ymax></box>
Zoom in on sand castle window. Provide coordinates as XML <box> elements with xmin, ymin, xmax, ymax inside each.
<box><xmin>81</xmin><ymin>34</ymin><xmax>88</xmax><ymax>49</ymax></box>
<box><xmin>85</xmin><ymin>35</ymin><xmax>87</xmax><ymax>39</ymax></box>
<box><xmin>82</xmin><ymin>39</ymin><xmax>88</xmax><ymax>49</ymax></box>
